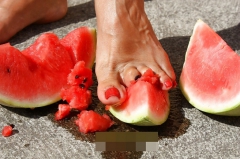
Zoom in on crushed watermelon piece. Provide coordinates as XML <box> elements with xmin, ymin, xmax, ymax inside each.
<box><xmin>55</xmin><ymin>104</ymin><xmax>71</xmax><ymax>120</ymax></box>
<box><xmin>75</xmin><ymin>110</ymin><xmax>114</xmax><ymax>134</ymax></box>
<box><xmin>67</xmin><ymin>61</ymin><xmax>93</xmax><ymax>89</ymax></box>
<box><xmin>55</xmin><ymin>61</ymin><xmax>93</xmax><ymax>120</ymax></box>
<box><xmin>61</xmin><ymin>86</ymin><xmax>92</xmax><ymax>110</ymax></box>
<box><xmin>2</xmin><ymin>125</ymin><xmax>13</xmax><ymax>137</ymax></box>
<box><xmin>55</xmin><ymin>60</ymin><xmax>114</xmax><ymax>133</ymax></box>
<box><xmin>138</xmin><ymin>69</ymin><xmax>160</xmax><ymax>85</ymax></box>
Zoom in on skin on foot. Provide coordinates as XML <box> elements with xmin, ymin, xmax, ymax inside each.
<box><xmin>95</xmin><ymin>0</ymin><xmax>176</xmax><ymax>105</ymax></box>
<box><xmin>0</xmin><ymin>0</ymin><xmax>67</xmax><ymax>43</ymax></box>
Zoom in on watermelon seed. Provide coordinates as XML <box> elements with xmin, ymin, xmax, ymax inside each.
<box><xmin>75</xmin><ymin>75</ymin><xmax>79</xmax><ymax>79</ymax></box>
<box><xmin>83</xmin><ymin>78</ymin><xmax>87</xmax><ymax>83</ymax></box>
<box><xmin>79</xmin><ymin>84</ymin><xmax>85</xmax><ymax>89</ymax></box>
<box><xmin>6</xmin><ymin>68</ymin><xmax>11</xmax><ymax>73</ymax></box>
<box><xmin>134</xmin><ymin>75</ymin><xmax>141</xmax><ymax>81</ymax></box>
<box><xmin>7</xmin><ymin>123</ymin><xmax>15</xmax><ymax>128</ymax></box>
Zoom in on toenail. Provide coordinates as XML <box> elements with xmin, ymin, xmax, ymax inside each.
<box><xmin>164</xmin><ymin>80</ymin><xmax>173</xmax><ymax>88</ymax></box>
<box><xmin>105</xmin><ymin>87</ymin><xmax>120</xmax><ymax>99</ymax></box>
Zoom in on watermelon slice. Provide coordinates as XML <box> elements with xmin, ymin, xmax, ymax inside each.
<box><xmin>108</xmin><ymin>69</ymin><xmax>170</xmax><ymax>126</ymax></box>
<box><xmin>0</xmin><ymin>27</ymin><xmax>96</xmax><ymax>108</ymax></box>
<box><xmin>180</xmin><ymin>20</ymin><xmax>240</xmax><ymax>116</ymax></box>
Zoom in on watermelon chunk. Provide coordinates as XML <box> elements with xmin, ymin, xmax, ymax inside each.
<box><xmin>55</xmin><ymin>104</ymin><xmax>71</xmax><ymax>120</ymax></box>
<box><xmin>180</xmin><ymin>20</ymin><xmax>240</xmax><ymax>116</ymax></box>
<box><xmin>75</xmin><ymin>110</ymin><xmax>114</xmax><ymax>134</ymax></box>
<box><xmin>60</xmin><ymin>61</ymin><xmax>93</xmax><ymax>111</ymax></box>
<box><xmin>108</xmin><ymin>69</ymin><xmax>170</xmax><ymax>126</ymax></box>
<box><xmin>0</xmin><ymin>27</ymin><xmax>96</xmax><ymax>108</ymax></box>
<box><xmin>67</xmin><ymin>61</ymin><xmax>93</xmax><ymax>89</ymax></box>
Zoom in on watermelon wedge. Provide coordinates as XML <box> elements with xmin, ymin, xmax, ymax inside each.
<box><xmin>60</xmin><ymin>27</ymin><xmax>96</xmax><ymax>68</ymax></box>
<box><xmin>180</xmin><ymin>20</ymin><xmax>240</xmax><ymax>116</ymax></box>
<box><xmin>108</xmin><ymin>69</ymin><xmax>170</xmax><ymax>126</ymax></box>
<box><xmin>0</xmin><ymin>27</ymin><xmax>96</xmax><ymax>108</ymax></box>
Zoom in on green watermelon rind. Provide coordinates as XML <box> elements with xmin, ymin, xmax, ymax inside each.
<box><xmin>180</xmin><ymin>20</ymin><xmax>240</xmax><ymax>116</ymax></box>
<box><xmin>0</xmin><ymin>94</ymin><xmax>60</xmax><ymax>108</ymax></box>
<box><xmin>109</xmin><ymin>107</ymin><xmax>170</xmax><ymax>126</ymax></box>
<box><xmin>180</xmin><ymin>82</ymin><xmax>240</xmax><ymax>116</ymax></box>
<box><xmin>109</xmin><ymin>93</ymin><xmax>170</xmax><ymax>126</ymax></box>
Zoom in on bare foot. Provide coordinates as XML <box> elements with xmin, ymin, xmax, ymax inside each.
<box><xmin>0</xmin><ymin>0</ymin><xmax>67</xmax><ymax>43</ymax></box>
<box><xmin>95</xmin><ymin>0</ymin><xmax>176</xmax><ymax>105</ymax></box>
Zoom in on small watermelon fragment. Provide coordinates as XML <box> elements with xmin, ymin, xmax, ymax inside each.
<box><xmin>108</xmin><ymin>69</ymin><xmax>170</xmax><ymax>126</ymax></box>
<box><xmin>55</xmin><ymin>104</ymin><xmax>71</xmax><ymax>120</ymax></box>
<box><xmin>0</xmin><ymin>27</ymin><xmax>96</xmax><ymax>108</ymax></box>
<box><xmin>75</xmin><ymin>110</ymin><xmax>114</xmax><ymax>134</ymax></box>
<box><xmin>61</xmin><ymin>86</ymin><xmax>92</xmax><ymax>111</ymax></box>
<box><xmin>67</xmin><ymin>61</ymin><xmax>93</xmax><ymax>89</ymax></box>
<box><xmin>180</xmin><ymin>20</ymin><xmax>240</xmax><ymax>116</ymax></box>
<box><xmin>2</xmin><ymin>125</ymin><xmax>13</xmax><ymax>137</ymax></box>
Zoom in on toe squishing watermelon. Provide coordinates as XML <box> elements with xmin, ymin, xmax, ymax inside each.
<box><xmin>180</xmin><ymin>20</ymin><xmax>240</xmax><ymax>116</ymax></box>
<box><xmin>0</xmin><ymin>27</ymin><xmax>96</xmax><ymax>108</ymax></box>
<box><xmin>108</xmin><ymin>69</ymin><xmax>170</xmax><ymax>126</ymax></box>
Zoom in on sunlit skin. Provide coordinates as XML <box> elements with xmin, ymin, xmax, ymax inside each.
<box><xmin>0</xmin><ymin>0</ymin><xmax>176</xmax><ymax>106</ymax></box>
<box><xmin>95</xmin><ymin>0</ymin><xmax>176</xmax><ymax>105</ymax></box>
<box><xmin>0</xmin><ymin>0</ymin><xmax>67</xmax><ymax>43</ymax></box>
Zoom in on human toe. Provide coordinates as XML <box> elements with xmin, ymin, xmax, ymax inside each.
<box><xmin>121</xmin><ymin>66</ymin><xmax>141</xmax><ymax>87</ymax></box>
<box><xmin>97</xmin><ymin>76</ymin><xmax>126</xmax><ymax>106</ymax></box>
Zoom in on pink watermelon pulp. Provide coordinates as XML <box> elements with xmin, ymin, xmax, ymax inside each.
<box><xmin>55</xmin><ymin>61</ymin><xmax>114</xmax><ymax>133</ymax></box>
<box><xmin>180</xmin><ymin>20</ymin><xmax>240</xmax><ymax>116</ymax></box>
<box><xmin>60</xmin><ymin>27</ymin><xmax>96</xmax><ymax>68</ymax></box>
<box><xmin>0</xmin><ymin>27</ymin><xmax>96</xmax><ymax>108</ymax></box>
<box><xmin>108</xmin><ymin>69</ymin><xmax>170</xmax><ymax>126</ymax></box>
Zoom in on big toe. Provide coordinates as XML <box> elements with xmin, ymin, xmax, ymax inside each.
<box><xmin>97</xmin><ymin>74</ymin><xmax>126</xmax><ymax>106</ymax></box>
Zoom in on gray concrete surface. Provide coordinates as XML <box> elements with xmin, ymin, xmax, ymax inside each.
<box><xmin>0</xmin><ymin>0</ymin><xmax>240</xmax><ymax>158</ymax></box>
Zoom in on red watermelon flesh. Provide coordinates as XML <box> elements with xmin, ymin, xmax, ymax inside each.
<box><xmin>0</xmin><ymin>34</ymin><xmax>73</xmax><ymax>108</ymax></box>
<box><xmin>60</xmin><ymin>27</ymin><xmax>96</xmax><ymax>68</ymax></box>
<box><xmin>108</xmin><ymin>69</ymin><xmax>170</xmax><ymax>126</ymax></box>
<box><xmin>0</xmin><ymin>27</ymin><xmax>96</xmax><ymax>108</ymax></box>
<box><xmin>67</xmin><ymin>61</ymin><xmax>93</xmax><ymax>89</ymax></box>
<box><xmin>75</xmin><ymin>110</ymin><xmax>114</xmax><ymax>134</ymax></box>
<box><xmin>180</xmin><ymin>20</ymin><xmax>240</xmax><ymax>116</ymax></box>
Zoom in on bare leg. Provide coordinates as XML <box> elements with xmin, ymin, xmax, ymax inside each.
<box><xmin>95</xmin><ymin>0</ymin><xmax>176</xmax><ymax>105</ymax></box>
<box><xmin>0</xmin><ymin>0</ymin><xmax>67</xmax><ymax>43</ymax></box>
